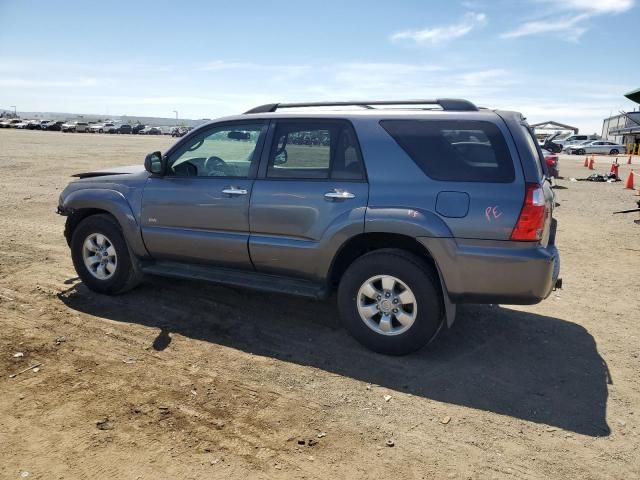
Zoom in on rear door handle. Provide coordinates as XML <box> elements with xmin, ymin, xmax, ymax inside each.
<box><xmin>222</xmin><ymin>187</ymin><xmax>248</xmax><ymax>196</ymax></box>
<box><xmin>324</xmin><ymin>189</ymin><xmax>355</xmax><ymax>200</ymax></box>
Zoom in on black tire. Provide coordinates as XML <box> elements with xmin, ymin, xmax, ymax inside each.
<box><xmin>610</xmin><ymin>149</ymin><xmax>619</xmax><ymax>155</ymax></box>
<box><xmin>337</xmin><ymin>249</ymin><xmax>443</xmax><ymax>355</ymax></box>
<box><xmin>577</xmin><ymin>149</ymin><xmax>585</xmax><ymax>155</ymax></box>
<box><xmin>70</xmin><ymin>214</ymin><xmax>143</xmax><ymax>295</ymax></box>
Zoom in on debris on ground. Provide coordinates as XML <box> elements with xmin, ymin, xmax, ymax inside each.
<box><xmin>383</xmin><ymin>395</ymin><xmax>392</xmax><ymax>402</ymax></box>
<box><xmin>55</xmin><ymin>336</ymin><xmax>66</xmax><ymax>345</ymax></box>
<box><xmin>9</xmin><ymin>363</ymin><xmax>42</xmax><ymax>378</ymax></box>
<box><xmin>13</xmin><ymin>352</ymin><xmax>24</xmax><ymax>358</ymax></box>
<box><xmin>441</xmin><ymin>416</ymin><xmax>451</xmax><ymax>425</ymax></box>
<box><xmin>317</xmin><ymin>432</ymin><xmax>326</xmax><ymax>438</ymax></box>
<box><xmin>96</xmin><ymin>417</ymin><xmax>114</xmax><ymax>430</ymax></box>
<box><xmin>577</xmin><ymin>172</ymin><xmax>620</xmax><ymax>182</ymax></box>
<box><xmin>386</xmin><ymin>439</ymin><xmax>395</xmax><ymax>447</ymax></box>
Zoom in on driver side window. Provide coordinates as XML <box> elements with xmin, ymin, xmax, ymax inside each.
<box><xmin>168</xmin><ymin>123</ymin><xmax>264</xmax><ymax>177</ymax></box>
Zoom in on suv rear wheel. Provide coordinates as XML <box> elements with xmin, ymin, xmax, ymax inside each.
<box><xmin>70</xmin><ymin>214</ymin><xmax>142</xmax><ymax>294</ymax></box>
<box><xmin>337</xmin><ymin>249</ymin><xmax>442</xmax><ymax>355</ymax></box>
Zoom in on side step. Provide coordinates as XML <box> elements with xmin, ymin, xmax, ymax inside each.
<box><xmin>141</xmin><ymin>261</ymin><xmax>327</xmax><ymax>299</ymax></box>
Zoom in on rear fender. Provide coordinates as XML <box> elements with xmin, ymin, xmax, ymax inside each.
<box><xmin>364</xmin><ymin>207</ymin><xmax>453</xmax><ymax>238</ymax></box>
<box><xmin>364</xmin><ymin>207</ymin><xmax>457</xmax><ymax>326</ymax></box>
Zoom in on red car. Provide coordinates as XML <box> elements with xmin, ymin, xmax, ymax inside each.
<box><xmin>542</xmin><ymin>149</ymin><xmax>559</xmax><ymax>178</ymax></box>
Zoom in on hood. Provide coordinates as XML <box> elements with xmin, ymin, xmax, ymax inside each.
<box><xmin>72</xmin><ymin>164</ymin><xmax>146</xmax><ymax>179</ymax></box>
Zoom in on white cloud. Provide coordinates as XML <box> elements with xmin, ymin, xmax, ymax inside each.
<box><xmin>503</xmin><ymin>0</ymin><xmax>634</xmax><ymax>40</ymax></box>
<box><xmin>0</xmin><ymin>77</ymin><xmax>103</xmax><ymax>88</ymax></box>
<box><xmin>0</xmin><ymin>57</ymin><xmax>632</xmax><ymax>134</ymax></box>
<box><xmin>456</xmin><ymin>69</ymin><xmax>514</xmax><ymax>86</ymax></box>
<box><xmin>554</xmin><ymin>0</ymin><xmax>634</xmax><ymax>13</ymax></box>
<box><xmin>501</xmin><ymin>13</ymin><xmax>589</xmax><ymax>40</ymax></box>
<box><xmin>391</xmin><ymin>12</ymin><xmax>487</xmax><ymax>46</ymax></box>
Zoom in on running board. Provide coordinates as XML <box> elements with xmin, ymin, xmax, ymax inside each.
<box><xmin>141</xmin><ymin>261</ymin><xmax>327</xmax><ymax>299</ymax></box>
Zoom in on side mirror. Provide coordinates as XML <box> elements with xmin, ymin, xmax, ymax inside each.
<box><xmin>144</xmin><ymin>151</ymin><xmax>166</xmax><ymax>175</ymax></box>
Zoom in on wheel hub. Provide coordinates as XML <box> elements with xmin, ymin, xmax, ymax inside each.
<box><xmin>82</xmin><ymin>233</ymin><xmax>117</xmax><ymax>280</ymax></box>
<box><xmin>356</xmin><ymin>275</ymin><xmax>418</xmax><ymax>336</ymax></box>
<box><xmin>379</xmin><ymin>298</ymin><xmax>393</xmax><ymax>313</ymax></box>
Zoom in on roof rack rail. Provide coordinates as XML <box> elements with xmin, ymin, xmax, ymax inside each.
<box><xmin>244</xmin><ymin>98</ymin><xmax>478</xmax><ymax>114</ymax></box>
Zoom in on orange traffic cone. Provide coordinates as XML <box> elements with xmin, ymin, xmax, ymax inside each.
<box><xmin>611</xmin><ymin>163</ymin><xmax>619</xmax><ymax>177</ymax></box>
<box><xmin>628</xmin><ymin>155</ymin><xmax>632</xmax><ymax>165</ymax></box>
<box><xmin>583</xmin><ymin>156</ymin><xmax>589</xmax><ymax>167</ymax></box>
<box><xmin>588</xmin><ymin>157</ymin><xmax>594</xmax><ymax>170</ymax></box>
<box><xmin>624</xmin><ymin>170</ymin><xmax>634</xmax><ymax>189</ymax></box>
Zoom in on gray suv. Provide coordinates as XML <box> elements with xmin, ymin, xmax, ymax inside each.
<box><xmin>57</xmin><ymin>99</ymin><xmax>561</xmax><ymax>355</ymax></box>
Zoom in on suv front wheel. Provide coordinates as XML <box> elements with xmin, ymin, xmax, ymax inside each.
<box><xmin>71</xmin><ymin>214</ymin><xmax>142</xmax><ymax>294</ymax></box>
<box><xmin>338</xmin><ymin>249</ymin><xmax>443</xmax><ymax>355</ymax></box>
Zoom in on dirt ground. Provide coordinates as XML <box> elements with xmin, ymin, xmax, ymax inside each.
<box><xmin>1</xmin><ymin>128</ymin><xmax>639</xmax><ymax>480</ymax></box>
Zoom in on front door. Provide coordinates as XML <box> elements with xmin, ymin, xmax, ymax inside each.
<box><xmin>249</xmin><ymin>120</ymin><xmax>369</xmax><ymax>281</ymax></box>
<box><xmin>141</xmin><ymin>121</ymin><xmax>267</xmax><ymax>268</ymax></box>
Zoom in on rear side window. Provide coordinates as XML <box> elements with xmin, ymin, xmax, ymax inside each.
<box><xmin>267</xmin><ymin>121</ymin><xmax>365</xmax><ymax>180</ymax></box>
<box><xmin>380</xmin><ymin>120</ymin><xmax>515</xmax><ymax>183</ymax></box>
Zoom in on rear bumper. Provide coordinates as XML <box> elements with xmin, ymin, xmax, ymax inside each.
<box><xmin>419</xmin><ymin>237</ymin><xmax>560</xmax><ymax>305</ymax></box>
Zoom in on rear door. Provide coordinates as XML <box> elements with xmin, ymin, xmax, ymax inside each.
<box><xmin>249</xmin><ymin>119</ymin><xmax>368</xmax><ymax>280</ymax></box>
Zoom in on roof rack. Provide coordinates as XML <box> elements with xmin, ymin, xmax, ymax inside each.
<box><xmin>244</xmin><ymin>98</ymin><xmax>478</xmax><ymax>114</ymax></box>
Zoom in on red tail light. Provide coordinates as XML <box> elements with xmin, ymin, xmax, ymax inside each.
<box><xmin>544</xmin><ymin>155</ymin><xmax>558</xmax><ymax>167</ymax></box>
<box><xmin>511</xmin><ymin>183</ymin><xmax>548</xmax><ymax>241</ymax></box>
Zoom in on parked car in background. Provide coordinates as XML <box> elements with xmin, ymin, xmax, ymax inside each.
<box><xmin>62</xmin><ymin>121</ymin><xmax>90</xmax><ymax>133</ymax></box>
<box><xmin>44</xmin><ymin>121</ymin><xmax>65</xmax><ymax>131</ymax></box>
<box><xmin>171</xmin><ymin>126</ymin><xmax>191</xmax><ymax>137</ymax></box>
<box><xmin>5</xmin><ymin>119</ymin><xmax>24</xmax><ymax>128</ymax></box>
<box><xmin>15</xmin><ymin>120</ymin><xmax>31</xmax><ymax>129</ymax></box>
<box><xmin>566</xmin><ymin>140</ymin><xmax>626</xmax><ymax>155</ymax></box>
<box><xmin>25</xmin><ymin>120</ymin><xmax>41</xmax><ymax>129</ymax></box>
<box><xmin>539</xmin><ymin>133</ymin><xmax>563</xmax><ymax>153</ymax></box>
<box><xmin>103</xmin><ymin>123</ymin><xmax>118</xmax><ymax>133</ymax></box>
<box><xmin>555</xmin><ymin>134</ymin><xmax>600</xmax><ymax>149</ymax></box>
<box><xmin>61</xmin><ymin>122</ymin><xmax>76</xmax><ymax>132</ymax></box>
<box><xmin>113</xmin><ymin>124</ymin><xmax>133</xmax><ymax>134</ymax></box>
<box><xmin>57</xmin><ymin>98</ymin><xmax>561</xmax><ymax>355</ymax></box>
<box><xmin>0</xmin><ymin>119</ymin><xmax>11</xmax><ymax>128</ymax></box>
<box><xmin>132</xmin><ymin>124</ymin><xmax>146</xmax><ymax>134</ymax></box>
<box><xmin>139</xmin><ymin>126</ymin><xmax>162</xmax><ymax>135</ymax></box>
<box><xmin>541</xmin><ymin>148</ymin><xmax>559</xmax><ymax>178</ymax></box>
<box><xmin>89</xmin><ymin>123</ymin><xmax>104</xmax><ymax>133</ymax></box>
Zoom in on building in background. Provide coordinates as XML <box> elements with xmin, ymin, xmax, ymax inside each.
<box><xmin>529</xmin><ymin>121</ymin><xmax>579</xmax><ymax>141</ymax></box>
<box><xmin>601</xmin><ymin>88</ymin><xmax>640</xmax><ymax>146</ymax></box>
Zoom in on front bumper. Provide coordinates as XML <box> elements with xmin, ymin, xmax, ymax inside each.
<box><xmin>419</xmin><ymin>236</ymin><xmax>560</xmax><ymax>305</ymax></box>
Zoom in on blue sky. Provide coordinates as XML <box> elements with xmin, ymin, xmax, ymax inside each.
<box><xmin>0</xmin><ymin>0</ymin><xmax>638</xmax><ymax>132</ymax></box>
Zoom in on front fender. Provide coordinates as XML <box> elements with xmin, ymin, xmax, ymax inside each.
<box><xmin>60</xmin><ymin>188</ymin><xmax>148</xmax><ymax>258</ymax></box>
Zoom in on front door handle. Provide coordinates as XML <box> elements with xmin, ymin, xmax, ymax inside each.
<box><xmin>222</xmin><ymin>187</ymin><xmax>248</xmax><ymax>196</ymax></box>
<box><xmin>324</xmin><ymin>189</ymin><xmax>355</xmax><ymax>201</ymax></box>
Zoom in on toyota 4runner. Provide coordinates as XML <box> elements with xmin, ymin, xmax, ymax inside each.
<box><xmin>57</xmin><ymin>99</ymin><xmax>561</xmax><ymax>355</ymax></box>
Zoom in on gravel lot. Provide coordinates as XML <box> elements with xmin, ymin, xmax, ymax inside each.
<box><xmin>1</xmin><ymin>128</ymin><xmax>639</xmax><ymax>479</ymax></box>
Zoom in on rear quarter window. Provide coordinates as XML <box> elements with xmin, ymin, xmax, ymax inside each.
<box><xmin>380</xmin><ymin>120</ymin><xmax>515</xmax><ymax>183</ymax></box>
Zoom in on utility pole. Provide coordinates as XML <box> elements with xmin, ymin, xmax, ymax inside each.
<box><xmin>10</xmin><ymin>106</ymin><xmax>16</xmax><ymax>117</ymax></box>
<box><xmin>172</xmin><ymin>110</ymin><xmax>178</xmax><ymax>126</ymax></box>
